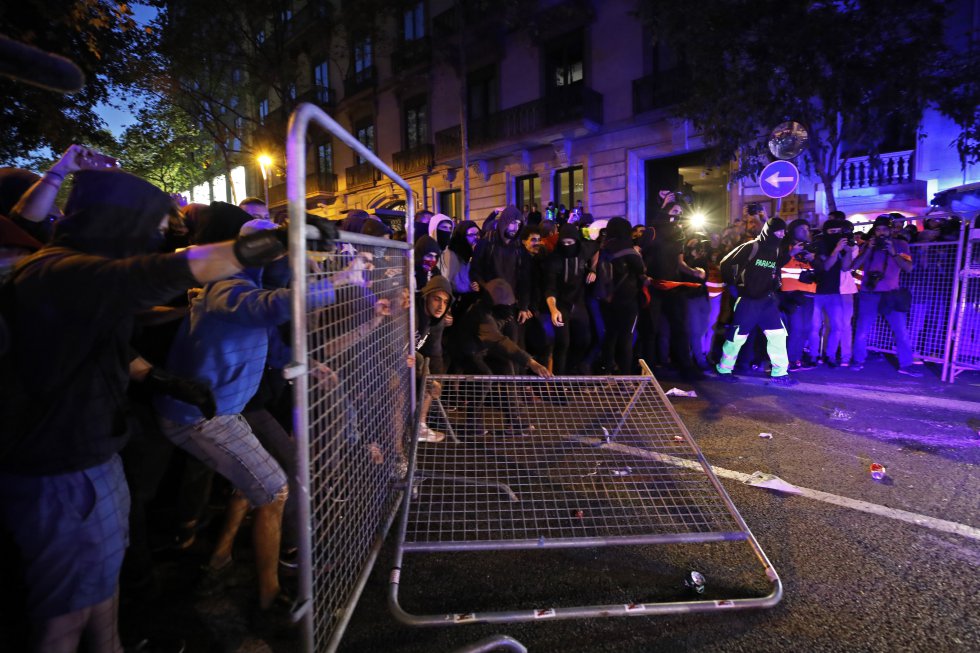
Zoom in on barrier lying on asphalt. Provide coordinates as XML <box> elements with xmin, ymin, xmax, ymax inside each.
<box><xmin>389</xmin><ymin>361</ymin><xmax>782</xmax><ymax>625</ymax></box>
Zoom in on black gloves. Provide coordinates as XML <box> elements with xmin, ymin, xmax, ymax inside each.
<box><xmin>232</xmin><ymin>215</ymin><xmax>338</xmax><ymax>267</ymax></box>
<box><xmin>145</xmin><ymin>367</ymin><xmax>217</xmax><ymax>419</ymax></box>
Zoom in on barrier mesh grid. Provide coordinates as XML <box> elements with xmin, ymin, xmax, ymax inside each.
<box><xmin>389</xmin><ymin>370</ymin><xmax>781</xmax><ymax>625</ymax></box>
<box><xmin>865</xmin><ymin>239</ymin><xmax>960</xmax><ymax>362</ymax></box>
<box><xmin>952</xmin><ymin>236</ymin><xmax>980</xmax><ymax>377</ymax></box>
<box><xmin>405</xmin><ymin>375</ymin><xmax>743</xmax><ymax>548</ymax></box>
<box><xmin>304</xmin><ymin>239</ymin><xmax>414</xmax><ymax>650</ymax></box>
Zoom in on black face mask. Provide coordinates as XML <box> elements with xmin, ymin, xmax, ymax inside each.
<box><xmin>491</xmin><ymin>305</ymin><xmax>513</xmax><ymax>320</ymax></box>
<box><xmin>437</xmin><ymin>230</ymin><xmax>451</xmax><ymax>249</ymax></box>
<box><xmin>414</xmin><ymin>222</ymin><xmax>428</xmax><ymax>239</ymax></box>
<box><xmin>559</xmin><ymin>241</ymin><xmax>577</xmax><ymax>257</ymax></box>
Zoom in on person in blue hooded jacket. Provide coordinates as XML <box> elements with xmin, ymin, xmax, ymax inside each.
<box><xmin>154</xmin><ymin>215</ymin><xmax>362</xmax><ymax>619</ymax></box>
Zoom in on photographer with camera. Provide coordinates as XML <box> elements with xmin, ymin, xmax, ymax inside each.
<box><xmin>850</xmin><ymin>214</ymin><xmax>921</xmax><ymax>376</ymax></box>
<box><xmin>813</xmin><ymin>212</ymin><xmax>855</xmax><ymax>367</ymax></box>
<box><xmin>779</xmin><ymin>219</ymin><xmax>819</xmax><ymax>371</ymax></box>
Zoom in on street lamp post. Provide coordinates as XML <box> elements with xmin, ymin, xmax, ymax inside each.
<box><xmin>257</xmin><ymin>154</ymin><xmax>272</xmax><ymax>207</ymax></box>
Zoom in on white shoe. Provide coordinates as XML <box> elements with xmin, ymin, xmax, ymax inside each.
<box><xmin>418</xmin><ymin>423</ymin><xmax>446</xmax><ymax>443</ymax></box>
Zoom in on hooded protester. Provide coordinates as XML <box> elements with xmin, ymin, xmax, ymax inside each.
<box><xmin>0</xmin><ymin>168</ymin><xmax>272</xmax><ymax>652</ymax></box>
<box><xmin>443</xmin><ymin>219</ymin><xmax>481</xmax><ymax>316</ymax></box>
<box><xmin>470</xmin><ymin>205</ymin><xmax>531</xmax><ymax>320</ymax></box>
<box><xmin>716</xmin><ymin>216</ymin><xmax>796</xmax><ymax>385</ymax></box>
<box><xmin>413</xmin><ymin>209</ymin><xmax>434</xmax><ymax>244</ymax></box>
<box><xmin>594</xmin><ymin>217</ymin><xmax>645</xmax><ymax>374</ymax></box>
<box><xmin>414</xmin><ymin>234</ymin><xmax>443</xmax><ymax>292</ymax></box>
<box><xmin>428</xmin><ymin>213</ymin><xmax>455</xmax><ymax>251</ymax></box>
<box><xmin>543</xmin><ymin>224</ymin><xmax>592</xmax><ymax>374</ymax></box>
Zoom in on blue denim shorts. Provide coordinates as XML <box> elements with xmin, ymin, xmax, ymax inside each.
<box><xmin>160</xmin><ymin>414</ymin><xmax>286</xmax><ymax>506</ymax></box>
<box><xmin>0</xmin><ymin>455</ymin><xmax>130</xmax><ymax>618</ymax></box>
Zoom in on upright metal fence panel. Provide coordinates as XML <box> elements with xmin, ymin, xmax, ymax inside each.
<box><xmin>864</xmin><ymin>236</ymin><xmax>962</xmax><ymax>366</ymax></box>
<box><xmin>286</xmin><ymin>103</ymin><xmax>416</xmax><ymax>652</ymax></box>
<box><xmin>951</xmin><ymin>227</ymin><xmax>980</xmax><ymax>382</ymax></box>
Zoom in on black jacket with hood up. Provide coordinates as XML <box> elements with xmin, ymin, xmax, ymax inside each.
<box><xmin>1</xmin><ymin>169</ymin><xmax>198</xmax><ymax>474</ymax></box>
<box><xmin>719</xmin><ymin>217</ymin><xmax>786</xmax><ymax>300</ymax></box>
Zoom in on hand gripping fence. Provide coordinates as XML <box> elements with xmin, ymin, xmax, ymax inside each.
<box><xmin>286</xmin><ymin>103</ymin><xmax>416</xmax><ymax>652</ymax></box>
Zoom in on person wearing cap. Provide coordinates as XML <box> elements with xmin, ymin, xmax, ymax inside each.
<box><xmin>849</xmin><ymin>214</ymin><xmax>920</xmax><ymax>376</ymax></box>
<box><xmin>414</xmin><ymin>275</ymin><xmax>454</xmax><ymax>443</ymax></box>
<box><xmin>716</xmin><ymin>216</ymin><xmax>797</xmax><ymax>386</ymax></box>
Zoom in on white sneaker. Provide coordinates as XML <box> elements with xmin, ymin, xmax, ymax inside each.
<box><xmin>417</xmin><ymin>423</ymin><xmax>446</xmax><ymax>443</ymax></box>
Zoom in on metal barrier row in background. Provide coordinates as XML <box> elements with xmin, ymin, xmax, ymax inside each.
<box><xmin>950</xmin><ymin>228</ymin><xmax>980</xmax><ymax>382</ymax></box>
<box><xmin>286</xmin><ymin>103</ymin><xmax>416</xmax><ymax>653</ymax></box>
<box><xmin>857</xmin><ymin>217</ymin><xmax>970</xmax><ymax>382</ymax></box>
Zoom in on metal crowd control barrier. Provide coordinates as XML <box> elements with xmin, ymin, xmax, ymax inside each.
<box><xmin>950</xmin><ymin>224</ymin><xmax>980</xmax><ymax>382</ymax></box>
<box><xmin>286</xmin><ymin>103</ymin><xmax>416</xmax><ymax>652</ymax></box>
<box><xmin>858</xmin><ymin>218</ymin><xmax>967</xmax><ymax>381</ymax></box>
<box><xmin>389</xmin><ymin>361</ymin><xmax>782</xmax><ymax>625</ymax></box>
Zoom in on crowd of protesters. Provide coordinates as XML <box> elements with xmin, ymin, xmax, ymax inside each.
<box><xmin>0</xmin><ymin>144</ymin><xmax>959</xmax><ymax>652</ymax></box>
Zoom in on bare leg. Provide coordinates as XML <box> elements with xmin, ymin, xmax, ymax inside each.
<box><xmin>254</xmin><ymin>485</ymin><xmax>288</xmax><ymax>609</ymax></box>
<box><xmin>81</xmin><ymin>591</ymin><xmax>123</xmax><ymax>653</ymax></box>
<box><xmin>209</xmin><ymin>491</ymin><xmax>249</xmax><ymax>570</ymax></box>
<box><xmin>33</xmin><ymin>607</ymin><xmax>88</xmax><ymax>653</ymax></box>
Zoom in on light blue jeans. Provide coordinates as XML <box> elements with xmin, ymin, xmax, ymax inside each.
<box><xmin>813</xmin><ymin>294</ymin><xmax>844</xmax><ymax>362</ymax></box>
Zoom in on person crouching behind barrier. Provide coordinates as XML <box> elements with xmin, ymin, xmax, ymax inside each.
<box><xmin>450</xmin><ymin>279</ymin><xmax>551</xmax><ymax>437</ymax></box>
<box><xmin>413</xmin><ymin>275</ymin><xmax>454</xmax><ymax>444</ymax></box>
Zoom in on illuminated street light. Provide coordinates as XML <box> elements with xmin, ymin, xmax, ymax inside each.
<box><xmin>257</xmin><ymin>153</ymin><xmax>272</xmax><ymax>206</ymax></box>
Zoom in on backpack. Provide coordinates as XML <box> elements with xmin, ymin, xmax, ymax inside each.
<box><xmin>594</xmin><ymin>248</ymin><xmax>640</xmax><ymax>302</ymax></box>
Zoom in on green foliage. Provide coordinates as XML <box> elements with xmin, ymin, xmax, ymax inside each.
<box><xmin>0</xmin><ymin>0</ymin><xmax>153</xmax><ymax>163</ymax></box>
<box><xmin>117</xmin><ymin>99</ymin><xmax>213</xmax><ymax>192</ymax></box>
<box><xmin>642</xmin><ymin>0</ymin><xmax>951</xmax><ymax>209</ymax></box>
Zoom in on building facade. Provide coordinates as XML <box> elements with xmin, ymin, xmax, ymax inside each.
<box><xmin>190</xmin><ymin>0</ymin><xmax>978</xmax><ymax>229</ymax></box>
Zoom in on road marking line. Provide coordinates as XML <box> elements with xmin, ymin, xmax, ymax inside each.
<box><xmin>598</xmin><ymin>441</ymin><xmax>980</xmax><ymax>542</ymax></box>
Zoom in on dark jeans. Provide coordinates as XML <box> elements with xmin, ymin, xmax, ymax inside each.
<box><xmin>546</xmin><ymin>302</ymin><xmax>591</xmax><ymax>375</ymax></box>
<box><xmin>599</xmin><ymin>302</ymin><xmax>638</xmax><ymax>374</ymax></box>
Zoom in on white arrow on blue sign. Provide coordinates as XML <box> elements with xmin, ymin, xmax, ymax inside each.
<box><xmin>759</xmin><ymin>160</ymin><xmax>800</xmax><ymax>199</ymax></box>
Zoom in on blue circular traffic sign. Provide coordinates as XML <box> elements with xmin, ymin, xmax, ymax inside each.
<box><xmin>759</xmin><ymin>160</ymin><xmax>800</xmax><ymax>199</ymax></box>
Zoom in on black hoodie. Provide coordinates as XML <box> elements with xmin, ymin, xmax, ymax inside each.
<box><xmin>1</xmin><ymin>169</ymin><xmax>199</xmax><ymax>474</ymax></box>
<box><xmin>470</xmin><ymin>205</ymin><xmax>529</xmax><ymax>310</ymax></box>
<box><xmin>719</xmin><ymin>217</ymin><xmax>786</xmax><ymax>299</ymax></box>
<box><xmin>544</xmin><ymin>224</ymin><xmax>589</xmax><ymax>309</ymax></box>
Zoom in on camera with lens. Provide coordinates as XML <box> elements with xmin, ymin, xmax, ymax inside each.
<box><xmin>873</xmin><ymin>236</ymin><xmax>890</xmax><ymax>251</ymax></box>
<box><xmin>794</xmin><ymin>240</ymin><xmax>819</xmax><ymax>262</ymax></box>
<box><xmin>746</xmin><ymin>202</ymin><xmax>763</xmax><ymax>216</ymax></box>
<box><xmin>845</xmin><ymin>235</ymin><xmax>857</xmax><ymax>247</ymax></box>
<box><xmin>865</xmin><ymin>270</ymin><xmax>884</xmax><ymax>290</ymax></box>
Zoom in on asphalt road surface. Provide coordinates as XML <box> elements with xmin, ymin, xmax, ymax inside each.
<box><xmin>337</xmin><ymin>357</ymin><xmax>980</xmax><ymax>653</ymax></box>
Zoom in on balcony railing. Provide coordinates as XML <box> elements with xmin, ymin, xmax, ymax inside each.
<box><xmin>285</xmin><ymin>3</ymin><xmax>329</xmax><ymax>43</ymax></box>
<box><xmin>392</xmin><ymin>143</ymin><xmax>434</xmax><ymax>176</ymax></box>
<box><xmin>839</xmin><ymin>150</ymin><xmax>915</xmax><ymax>190</ymax></box>
<box><xmin>268</xmin><ymin>171</ymin><xmax>338</xmax><ymax>206</ymax></box>
<box><xmin>632</xmin><ymin>67</ymin><xmax>691</xmax><ymax>114</ymax></box>
<box><xmin>392</xmin><ymin>37</ymin><xmax>431</xmax><ymax>74</ymax></box>
<box><xmin>297</xmin><ymin>85</ymin><xmax>333</xmax><ymax>108</ymax></box>
<box><xmin>344</xmin><ymin>66</ymin><xmax>376</xmax><ymax>98</ymax></box>
<box><xmin>345</xmin><ymin>161</ymin><xmax>381</xmax><ymax>190</ymax></box>
<box><xmin>435</xmin><ymin>84</ymin><xmax>603</xmax><ymax>160</ymax></box>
